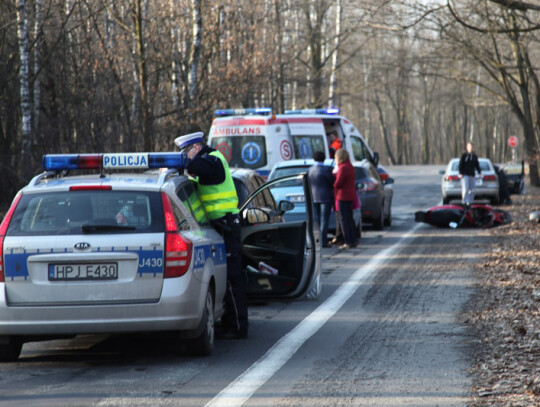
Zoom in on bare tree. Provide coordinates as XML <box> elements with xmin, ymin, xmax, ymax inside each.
<box><xmin>16</xmin><ymin>0</ymin><xmax>32</xmax><ymax>177</ymax></box>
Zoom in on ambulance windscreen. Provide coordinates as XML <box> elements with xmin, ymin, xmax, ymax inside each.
<box><xmin>211</xmin><ymin>136</ymin><xmax>267</xmax><ymax>170</ymax></box>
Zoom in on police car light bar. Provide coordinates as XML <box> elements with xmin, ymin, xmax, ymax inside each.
<box><xmin>42</xmin><ymin>153</ymin><xmax>187</xmax><ymax>171</ymax></box>
<box><xmin>284</xmin><ymin>108</ymin><xmax>340</xmax><ymax>115</ymax></box>
<box><xmin>214</xmin><ymin>107</ymin><xmax>272</xmax><ymax>117</ymax></box>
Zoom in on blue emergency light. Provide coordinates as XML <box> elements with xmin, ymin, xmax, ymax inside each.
<box><xmin>284</xmin><ymin>108</ymin><xmax>340</xmax><ymax>115</ymax></box>
<box><xmin>42</xmin><ymin>153</ymin><xmax>187</xmax><ymax>171</ymax></box>
<box><xmin>214</xmin><ymin>107</ymin><xmax>272</xmax><ymax>117</ymax></box>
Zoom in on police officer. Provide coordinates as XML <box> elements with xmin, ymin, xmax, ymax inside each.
<box><xmin>175</xmin><ymin>131</ymin><xmax>248</xmax><ymax>339</ymax></box>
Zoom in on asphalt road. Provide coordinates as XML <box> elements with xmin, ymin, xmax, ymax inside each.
<box><xmin>0</xmin><ymin>165</ymin><xmax>488</xmax><ymax>407</ymax></box>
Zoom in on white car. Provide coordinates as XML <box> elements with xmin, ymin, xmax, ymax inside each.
<box><xmin>440</xmin><ymin>158</ymin><xmax>500</xmax><ymax>205</ymax></box>
<box><xmin>0</xmin><ymin>152</ymin><xmax>318</xmax><ymax>361</ymax></box>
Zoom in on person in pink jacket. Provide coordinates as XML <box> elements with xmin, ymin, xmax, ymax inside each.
<box><xmin>334</xmin><ymin>149</ymin><xmax>357</xmax><ymax>249</ymax></box>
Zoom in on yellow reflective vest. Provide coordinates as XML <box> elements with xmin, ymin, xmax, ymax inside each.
<box><xmin>196</xmin><ymin>151</ymin><xmax>239</xmax><ymax>220</ymax></box>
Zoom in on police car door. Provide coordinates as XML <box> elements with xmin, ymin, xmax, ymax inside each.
<box><xmin>239</xmin><ymin>173</ymin><xmax>318</xmax><ymax>300</ymax></box>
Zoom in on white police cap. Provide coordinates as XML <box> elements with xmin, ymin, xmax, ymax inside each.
<box><xmin>174</xmin><ymin>132</ymin><xmax>204</xmax><ymax>150</ymax></box>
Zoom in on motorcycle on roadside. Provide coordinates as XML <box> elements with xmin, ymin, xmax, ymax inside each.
<box><xmin>415</xmin><ymin>203</ymin><xmax>512</xmax><ymax>229</ymax></box>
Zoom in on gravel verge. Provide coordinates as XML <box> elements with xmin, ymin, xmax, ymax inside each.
<box><xmin>467</xmin><ymin>186</ymin><xmax>540</xmax><ymax>406</ymax></box>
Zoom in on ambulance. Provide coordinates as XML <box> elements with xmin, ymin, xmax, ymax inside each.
<box><xmin>208</xmin><ymin>107</ymin><xmax>380</xmax><ymax>179</ymax></box>
<box><xmin>208</xmin><ymin>108</ymin><xmax>328</xmax><ymax>178</ymax></box>
<box><xmin>280</xmin><ymin>108</ymin><xmax>380</xmax><ymax>167</ymax></box>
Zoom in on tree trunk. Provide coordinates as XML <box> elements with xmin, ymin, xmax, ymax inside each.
<box><xmin>33</xmin><ymin>0</ymin><xmax>42</xmax><ymax>142</ymax></box>
<box><xmin>508</xmin><ymin>14</ymin><xmax>540</xmax><ymax>185</ymax></box>
<box><xmin>188</xmin><ymin>0</ymin><xmax>202</xmax><ymax>112</ymax></box>
<box><xmin>134</xmin><ymin>0</ymin><xmax>152</xmax><ymax>151</ymax></box>
<box><xmin>328</xmin><ymin>0</ymin><xmax>341</xmax><ymax>107</ymax></box>
<box><xmin>374</xmin><ymin>92</ymin><xmax>396</xmax><ymax>165</ymax></box>
<box><xmin>16</xmin><ymin>0</ymin><xmax>32</xmax><ymax>177</ymax></box>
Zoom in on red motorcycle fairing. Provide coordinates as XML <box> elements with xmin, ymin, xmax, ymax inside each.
<box><xmin>415</xmin><ymin>203</ymin><xmax>511</xmax><ymax>228</ymax></box>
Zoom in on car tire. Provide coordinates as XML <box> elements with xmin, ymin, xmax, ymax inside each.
<box><xmin>0</xmin><ymin>337</ymin><xmax>22</xmax><ymax>362</ymax></box>
<box><xmin>188</xmin><ymin>289</ymin><xmax>214</xmax><ymax>357</ymax></box>
<box><xmin>384</xmin><ymin>206</ymin><xmax>392</xmax><ymax>227</ymax></box>
<box><xmin>373</xmin><ymin>207</ymin><xmax>384</xmax><ymax>230</ymax></box>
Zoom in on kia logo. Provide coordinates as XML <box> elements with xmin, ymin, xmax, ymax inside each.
<box><xmin>74</xmin><ymin>242</ymin><xmax>91</xmax><ymax>250</ymax></box>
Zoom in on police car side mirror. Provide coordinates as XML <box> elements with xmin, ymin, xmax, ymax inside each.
<box><xmin>243</xmin><ymin>208</ymin><xmax>270</xmax><ymax>225</ymax></box>
<box><xmin>384</xmin><ymin>177</ymin><xmax>395</xmax><ymax>185</ymax></box>
<box><xmin>439</xmin><ymin>170</ymin><xmax>445</xmax><ymax>175</ymax></box>
<box><xmin>278</xmin><ymin>200</ymin><xmax>295</xmax><ymax>214</ymax></box>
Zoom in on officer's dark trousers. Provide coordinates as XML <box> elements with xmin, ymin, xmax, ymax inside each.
<box><xmin>220</xmin><ymin>216</ymin><xmax>249</xmax><ymax>334</ymax></box>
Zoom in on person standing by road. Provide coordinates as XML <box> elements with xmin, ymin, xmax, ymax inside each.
<box><xmin>175</xmin><ymin>130</ymin><xmax>248</xmax><ymax>339</ymax></box>
<box><xmin>308</xmin><ymin>151</ymin><xmax>334</xmax><ymax>248</ymax></box>
<box><xmin>334</xmin><ymin>148</ymin><xmax>356</xmax><ymax>250</ymax></box>
<box><xmin>458</xmin><ymin>142</ymin><xmax>482</xmax><ymax>206</ymax></box>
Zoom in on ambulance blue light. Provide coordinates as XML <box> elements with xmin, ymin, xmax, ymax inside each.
<box><xmin>284</xmin><ymin>108</ymin><xmax>340</xmax><ymax>115</ymax></box>
<box><xmin>214</xmin><ymin>107</ymin><xmax>272</xmax><ymax>117</ymax></box>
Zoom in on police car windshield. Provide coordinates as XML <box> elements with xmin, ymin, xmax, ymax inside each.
<box><xmin>211</xmin><ymin>136</ymin><xmax>268</xmax><ymax>170</ymax></box>
<box><xmin>6</xmin><ymin>191</ymin><xmax>164</xmax><ymax>236</ymax></box>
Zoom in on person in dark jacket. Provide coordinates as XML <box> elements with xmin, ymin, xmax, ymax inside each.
<box><xmin>308</xmin><ymin>151</ymin><xmax>334</xmax><ymax>248</ymax></box>
<box><xmin>458</xmin><ymin>142</ymin><xmax>481</xmax><ymax>206</ymax></box>
<box><xmin>334</xmin><ymin>149</ymin><xmax>356</xmax><ymax>249</ymax></box>
<box><xmin>494</xmin><ymin>165</ymin><xmax>512</xmax><ymax>205</ymax></box>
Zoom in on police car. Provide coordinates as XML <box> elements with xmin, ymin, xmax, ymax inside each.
<box><xmin>0</xmin><ymin>152</ymin><xmax>318</xmax><ymax>361</ymax></box>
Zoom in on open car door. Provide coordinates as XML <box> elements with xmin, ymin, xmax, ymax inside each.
<box><xmin>239</xmin><ymin>173</ymin><xmax>319</xmax><ymax>300</ymax></box>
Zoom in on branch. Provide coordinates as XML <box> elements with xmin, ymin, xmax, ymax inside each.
<box><xmin>447</xmin><ymin>0</ymin><xmax>540</xmax><ymax>33</ymax></box>
<box><xmin>489</xmin><ymin>0</ymin><xmax>540</xmax><ymax>11</ymax></box>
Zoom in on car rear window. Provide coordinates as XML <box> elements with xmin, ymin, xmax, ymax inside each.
<box><xmin>354</xmin><ymin>167</ymin><xmax>369</xmax><ymax>179</ymax></box>
<box><xmin>451</xmin><ymin>160</ymin><xmax>491</xmax><ymax>172</ymax></box>
<box><xmin>269</xmin><ymin>166</ymin><xmax>310</xmax><ymax>187</ymax></box>
<box><xmin>210</xmin><ymin>136</ymin><xmax>268</xmax><ymax>170</ymax></box>
<box><xmin>7</xmin><ymin>190</ymin><xmax>164</xmax><ymax>236</ymax></box>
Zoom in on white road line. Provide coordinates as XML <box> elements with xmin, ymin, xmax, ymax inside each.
<box><xmin>205</xmin><ymin>224</ymin><xmax>421</xmax><ymax>407</ymax></box>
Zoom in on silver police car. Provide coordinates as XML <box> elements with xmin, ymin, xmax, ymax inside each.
<box><xmin>0</xmin><ymin>152</ymin><xmax>318</xmax><ymax>361</ymax></box>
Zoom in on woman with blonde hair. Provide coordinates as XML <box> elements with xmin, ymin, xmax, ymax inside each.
<box><xmin>333</xmin><ymin>148</ymin><xmax>356</xmax><ymax>249</ymax></box>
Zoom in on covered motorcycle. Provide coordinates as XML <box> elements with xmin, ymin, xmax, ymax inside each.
<box><xmin>415</xmin><ymin>203</ymin><xmax>511</xmax><ymax>228</ymax></box>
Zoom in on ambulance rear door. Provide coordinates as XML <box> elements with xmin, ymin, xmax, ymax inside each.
<box><xmin>282</xmin><ymin>117</ymin><xmax>329</xmax><ymax>160</ymax></box>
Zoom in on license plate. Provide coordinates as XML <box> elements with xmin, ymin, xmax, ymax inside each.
<box><xmin>288</xmin><ymin>195</ymin><xmax>305</xmax><ymax>203</ymax></box>
<box><xmin>48</xmin><ymin>263</ymin><xmax>118</xmax><ymax>281</ymax></box>
<box><xmin>475</xmin><ymin>179</ymin><xmax>483</xmax><ymax>186</ymax></box>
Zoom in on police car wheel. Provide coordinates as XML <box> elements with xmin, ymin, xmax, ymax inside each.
<box><xmin>188</xmin><ymin>289</ymin><xmax>215</xmax><ymax>356</ymax></box>
<box><xmin>0</xmin><ymin>337</ymin><xmax>22</xmax><ymax>362</ymax></box>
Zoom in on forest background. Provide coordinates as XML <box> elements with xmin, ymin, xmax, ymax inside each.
<box><xmin>2</xmin><ymin>0</ymin><xmax>540</xmax><ymax>206</ymax></box>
